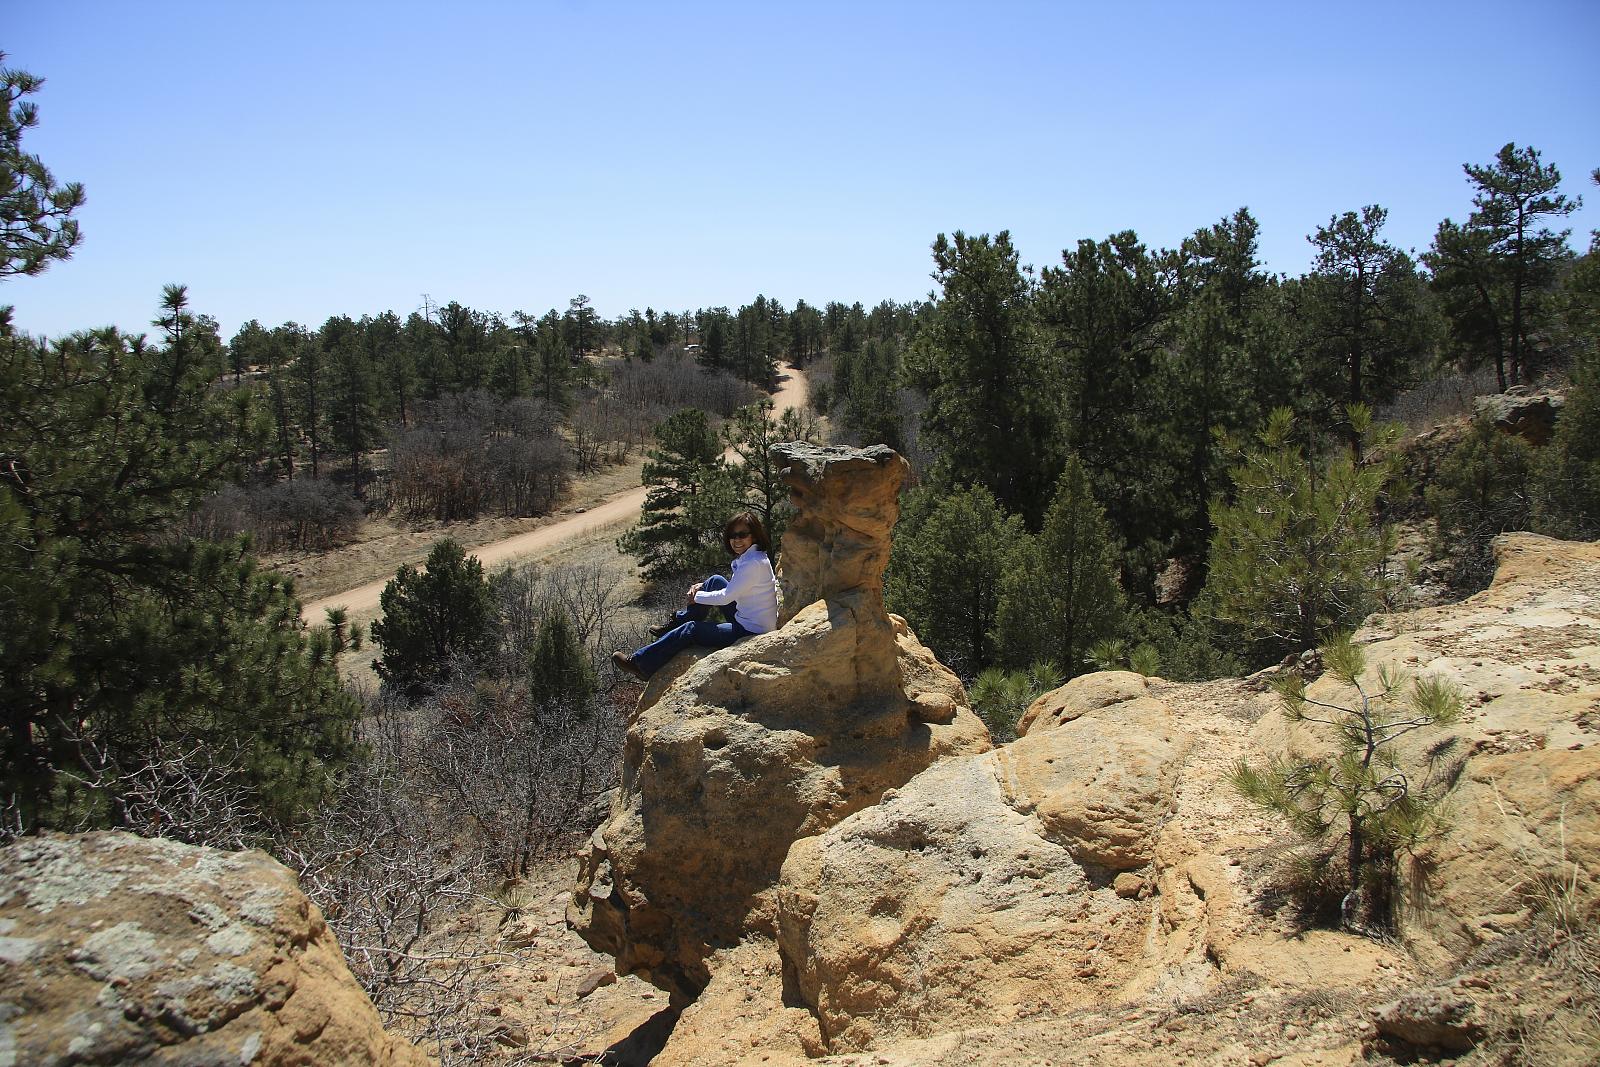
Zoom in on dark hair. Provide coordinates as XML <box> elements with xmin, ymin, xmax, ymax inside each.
<box><xmin>722</xmin><ymin>510</ymin><xmax>770</xmax><ymax>554</ymax></box>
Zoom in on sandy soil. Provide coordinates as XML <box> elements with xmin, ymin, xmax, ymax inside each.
<box><xmin>294</xmin><ymin>366</ymin><xmax>808</xmax><ymax>626</ymax></box>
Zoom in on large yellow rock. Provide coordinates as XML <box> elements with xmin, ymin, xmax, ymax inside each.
<box><xmin>0</xmin><ymin>832</ymin><xmax>428</xmax><ymax>1067</ymax></box>
<box><xmin>774</xmin><ymin>673</ymin><xmax>1190</xmax><ymax>1052</ymax></box>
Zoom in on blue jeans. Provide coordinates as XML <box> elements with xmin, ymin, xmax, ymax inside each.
<box><xmin>630</xmin><ymin>574</ymin><xmax>753</xmax><ymax>677</ymax></box>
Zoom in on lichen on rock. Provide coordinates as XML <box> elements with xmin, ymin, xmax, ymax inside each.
<box><xmin>0</xmin><ymin>831</ymin><xmax>427</xmax><ymax>1067</ymax></box>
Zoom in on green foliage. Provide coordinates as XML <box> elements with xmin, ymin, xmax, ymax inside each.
<box><xmin>526</xmin><ymin>611</ymin><xmax>595</xmax><ymax>715</ymax></box>
<box><xmin>0</xmin><ymin>55</ymin><xmax>84</xmax><ymax>278</ymax></box>
<box><xmin>1230</xmin><ymin>633</ymin><xmax>1464</xmax><ymax>927</ymax></box>
<box><xmin>1202</xmin><ymin>406</ymin><xmax>1399</xmax><ymax>659</ymax></box>
<box><xmin>320</xmin><ymin>314</ymin><xmax>381</xmax><ymax>491</ymax></box>
<box><xmin>1302</xmin><ymin>205</ymin><xmax>1434</xmax><ymax>412</ymax></box>
<box><xmin>1426</xmin><ymin>143</ymin><xmax>1578</xmax><ymax>390</ymax></box>
<box><xmin>1533</xmin><ymin>345</ymin><xmax>1600</xmax><ymax>539</ymax></box>
<box><xmin>1086</xmin><ymin>638</ymin><xmax>1161</xmax><ymax>677</ymax></box>
<box><xmin>910</xmin><ymin>231</ymin><xmax>1058</xmax><ymax>523</ymax></box>
<box><xmin>371</xmin><ymin>539</ymin><xmax>496</xmax><ymax>693</ymax></box>
<box><xmin>1426</xmin><ymin>416</ymin><xmax>1535</xmax><ymax>588</ymax></box>
<box><xmin>994</xmin><ymin>455</ymin><xmax>1127</xmax><ymax>673</ymax></box>
<box><xmin>968</xmin><ymin>661</ymin><xmax>1062</xmax><ymax>743</ymax></box>
<box><xmin>0</xmin><ymin>299</ymin><xmax>357</xmax><ymax>833</ymax></box>
<box><xmin>831</xmin><ymin>336</ymin><xmax>905</xmax><ymax>448</ymax></box>
<box><xmin>721</xmin><ymin>397</ymin><xmax>819</xmax><ymax>551</ymax></box>
<box><xmin>885</xmin><ymin>485</ymin><xmax>1026</xmax><ymax>677</ymax></box>
<box><xmin>617</xmin><ymin>407</ymin><xmax>735</xmax><ymax>581</ymax></box>
<box><xmin>1123</xmin><ymin>608</ymin><xmax>1246</xmax><ymax>682</ymax></box>
<box><xmin>1038</xmin><ymin>230</ymin><xmax>1178</xmax><ymax>586</ymax></box>
<box><xmin>286</xmin><ymin>323</ymin><xmax>327</xmax><ymax>478</ymax></box>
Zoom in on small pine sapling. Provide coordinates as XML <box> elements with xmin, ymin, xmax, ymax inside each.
<box><xmin>1231</xmin><ymin>633</ymin><xmax>1464</xmax><ymax>927</ymax></box>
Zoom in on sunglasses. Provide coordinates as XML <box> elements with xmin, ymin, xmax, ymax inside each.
<box><xmin>729</xmin><ymin>529</ymin><xmax>753</xmax><ymax>540</ymax></box>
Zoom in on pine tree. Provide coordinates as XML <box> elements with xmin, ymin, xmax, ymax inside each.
<box><xmin>287</xmin><ymin>324</ymin><xmax>327</xmax><ymax>479</ymax></box>
<box><xmin>0</xmin><ymin>55</ymin><xmax>84</xmax><ymax>277</ymax></box>
<box><xmin>1427</xmin><ymin>143</ymin><xmax>1579</xmax><ymax>390</ymax></box>
<box><xmin>1</xmin><ymin>303</ymin><xmax>357</xmax><ymax>832</ymax></box>
<box><xmin>722</xmin><ymin>397</ymin><xmax>819</xmax><ymax>548</ymax></box>
<box><xmin>371</xmin><ymin>538</ymin><xmax>496</xmax><ymax>694</ymax></box>
<box><xmin>994</xmin><ymin>455</ymin><xmax>1127</xmax><ymax>673</ymax></box>
<box><xmin>228</xmin><ymin>319</ymin><xmax>271</xmax><ymax>386</ymax></box>
<box><xmin>1303</xmin><ymin>205</ymin><xmax>1433</xmax><ymax>413</ymax></box>
<box><xmin>910</xmin><ymin>230</ymin><xmax>1058</xmax><ymax>523</ymax></box>
<box><xmin>1426</xmin><ymin>415</ymin><xmax>1535</xmax><ymax>587</ymax></box>
<box><xmin>363</xmin><ymin>310</ymin><xmax>413</xmax><ymax>425</ymax></box>
<box><xmin>321</xmin><ymin>314</ymin><xmax>380</xmax><ymax>492</ymax></box>
<box><xmin>1164</xmin><ymin>208</ymin><xmax>1280</xmax><ymax>558</ymax></box>
<box><xmin>1533</xmin><ymin>343</ymin><xmax>1600</xmax><ymax>538</ymax></box>
<box><xmin>263</xmin><ymin>324</ymin><xmax>298</xmax><ymax>479</ymax></box>
<box><xmin>884</xmin><ymin>485</ymin><xmax>1025</xmax><ymax>676</ymax></box>
<box><xmin>527</xmin><ymin>610</ymin><xmax>596</xmax><ymax>715</ymax></box>
<box><xmin>837</xmin><ymin>336</ymin><xmax>903</xmax><ymax>449</ymax></box>
<box><xmin>617</xmin><ymin>408</ymin><xmax>732</xmax><ymax>581</ymax></box>
<box><xmin>566</xmin><ymin>294</ymin><xmax>596</xmax><ymax>357</ymax></box>
<box><xmin>1202</xmin><ymin>407</ymin><xmax>1399</xmax><ymax>657</ymax></box>
<box><xmin>438</xmin><ymin>300</ymin><xmax>491</xmax><ymax>392</ymax></box>
<box><xmin>1037</xmin><ymin>230</ymin><xmax>1176</xmax><ymax>588</ymax></box>
<box><xmin>1231</xmin><ymin>634</ymin><xmax>1463</xmax><ymax>927</ymax></box>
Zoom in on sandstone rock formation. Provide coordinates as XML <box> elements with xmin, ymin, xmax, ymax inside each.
<box><xmin>775</xmin><ymin>671</ymin><xmax>1190</xmax><ymax>1051</ymax></box>
<box><xmin>0</xmin><ymin>831</ymin><xmax>427</xmax><ymax>1066</ymax></box>
<box><xmin>1331</xmin><ymin>532</ymin><xmax>1600</xmax><ymax>965</ymax></box>
<box><xmin>568</xmin><ymin>444</ymin><xmax>990</xmax><ymax>1001</ymax></box>
<box><xmin>632</xmin><ymin>532</ymin><xmax>1599</xmax><ymax>1065</ymax></box>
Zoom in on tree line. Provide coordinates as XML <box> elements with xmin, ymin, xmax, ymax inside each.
<box><xmin>189</xmin><ymin>290</ymin><xmax>908</xmax><ymax>547</ymax></box>
<box><xmin>867</xmin><ymin>144</ymin><xmax>1596</xmax><ymax>722</ymax></box>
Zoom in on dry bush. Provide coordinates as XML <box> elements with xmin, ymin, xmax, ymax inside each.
<box><xmin>276</xmin><ymin>696</ymin><xmax>508</xmax><ymax>1064</ymax></box>
<box><xmin>1375</xmin><ymin>364</ymin><xmax>1503</xmax><ymax>436</ymax></box>
<box><xmin>491</xmin><ymin>561</ymin><xmax>628</xmax><ymax>683</ymax></box>
<box><xmin>566</xmin><ymin>353</ymin><xmax>763</xmax><ymax>474</ymax></box>
<box><xmin>602</xmin><ymin>351</ymin><xmax>761</xmax><ymax>419</ymax></box>
<box><xmin>278</xmin><ymin>676</ymin><xmax>624</xmax><ymax>1063</ymax></box>
<box><xmin>389</xmin><ymin>391</ymin><xmax>570</xmax><ymax>521</ymax></box>
<box><xmin>419</xmin><ymin>678</ymin><xmax>623</xmax><ymax>880</ymax></box>
<box><xmin>186</xmin><ymin>480</ymin><xmax>364</xmax><ymax>551</ymax></box>
<box><xmin>1472</xmin><ymin>798</ymin><xmax>1600</xmax><ymax>1065</ymax></box>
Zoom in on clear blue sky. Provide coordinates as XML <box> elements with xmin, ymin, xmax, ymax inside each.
<box><xmin>5</xmin><ymin>0</ymin><xmax>1598</xmax><ymax>341</ymax></box>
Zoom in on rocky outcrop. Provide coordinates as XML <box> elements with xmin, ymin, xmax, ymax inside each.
<box><xmin>1350</xmin><ymin>533</ymin><xmax>1600</xmax><ymax>963</ymax></box>
<box><xmin>1473</xmin><ymin>387</ymin><xmax>1565</xmax><ymax>445</ymax></box>
<box><xmin>774</xmin><ymin>671</ymin><xmax>1190</xmax><ymax>1051</ymax></box>
<box><xmin>568</xmin><ymin>444</ymin><xmax>990</xmax><ymax>1001</ymax></box>
<box><xmin>637</xmin><ymin>533</ymin><xmax>1600</xmax><ymax>1065</ymax></box>
<box><xmin>0</xmin><ymin>831</ymin><xmax>428</xmax><ymax>1067</ymax></box>
<box><xmin>561</xmin><ymin>417</ymin><xmax>1598</xmax><ymax>1066</ymax></box>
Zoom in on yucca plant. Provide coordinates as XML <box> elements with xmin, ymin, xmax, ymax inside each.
<box><xmin>1231</xmin><ymin>632</ymin><xmax>1464</xmax><ymax>926</ymax></box>
<box><xmin>1088</xmin><ymin>638</ymin><xmax>1162</xmax><ymax>677</ymax></box>
<box><xmin>969</xmin><ymin>660</ymin><xmax>1064</xmax><ymax>743</ymax></box>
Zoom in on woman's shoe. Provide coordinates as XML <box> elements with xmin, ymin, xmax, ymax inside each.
<box><xmin>611</xmin><ymin>650</ymin><xmax>648</xmax><ymax>681</ymax></box>
<box><xmin>649</xmin><ymin>621</ymin><xmax>676</xmax><ymax>638</ymax></box>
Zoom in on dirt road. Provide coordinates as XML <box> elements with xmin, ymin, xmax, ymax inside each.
<box><xmin>300</xmin><ymin>366</ymin><xmax>809</xmax><ymax>623</ymax></box>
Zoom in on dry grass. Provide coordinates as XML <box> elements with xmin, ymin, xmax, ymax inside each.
<box><xmin>1469</xmin><ymin>798</ymin><xmax>1600</xmax><ymax>1066</ymax></box>
<box><xmin>1375</xmin><ymin>365</ymin><xmax>1504</xmax><ymax>437</ymax></box>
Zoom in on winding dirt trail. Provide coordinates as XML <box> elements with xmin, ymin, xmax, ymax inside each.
<box><xmin>300</xmin><ymin>366</ymin><xmax>809</xmax><ymax>623</ymax></box>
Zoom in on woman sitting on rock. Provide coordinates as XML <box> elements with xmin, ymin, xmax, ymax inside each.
<box><xmin>612</xmin><ymin>511</ymin><xmax>779</xmax><ymax>681</ymax></box>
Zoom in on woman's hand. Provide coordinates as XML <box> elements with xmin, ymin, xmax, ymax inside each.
<box><xmin>686</xmin><ymin>582</ymin><xmax>702</xmax><ymax>607</ymax></box>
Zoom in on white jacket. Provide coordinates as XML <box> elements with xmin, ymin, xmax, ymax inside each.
<box><xmin>693</xmin><ymin>546</ymin><xmax>779</xmax><ymax>633</ymax></box>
